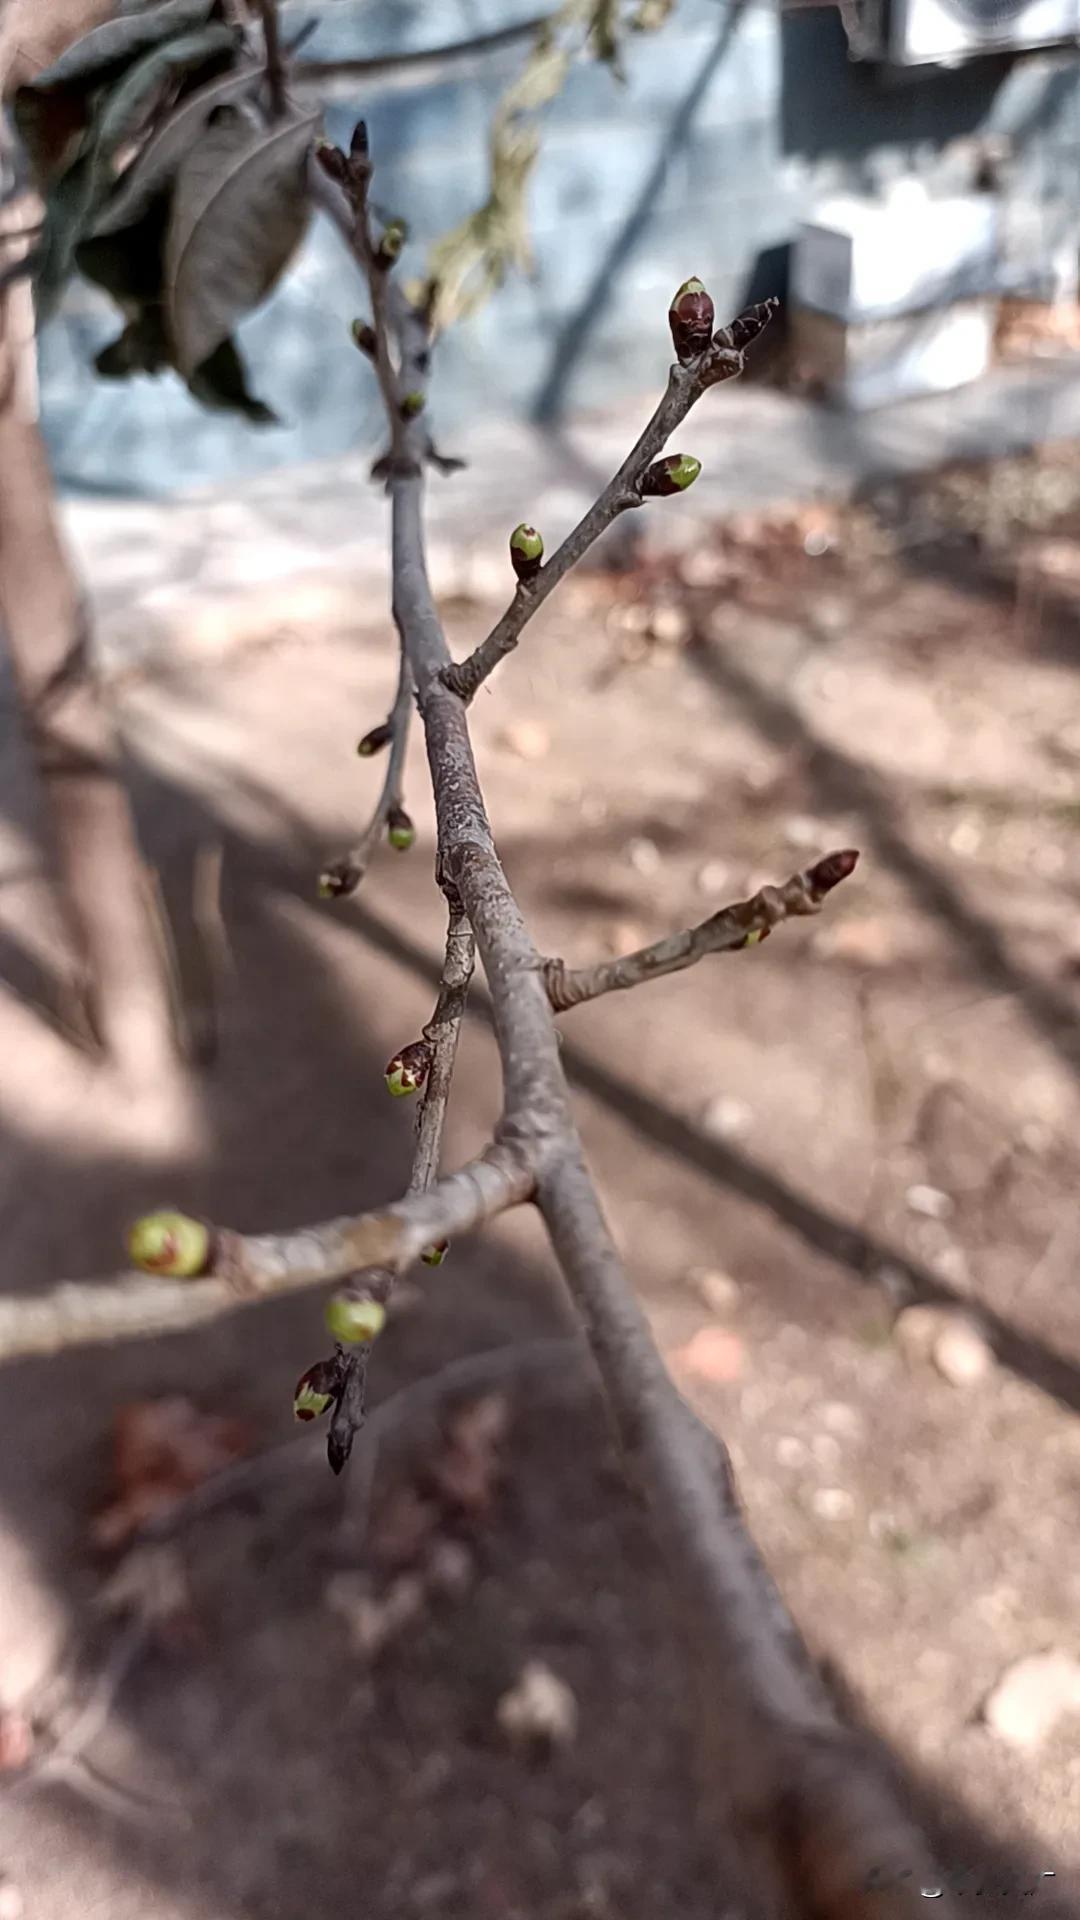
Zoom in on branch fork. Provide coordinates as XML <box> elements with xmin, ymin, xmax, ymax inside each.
<box><xmin>3</xmin><ymin>49</ymin><xmax>956</xmax><ymax>1902</ymax></box>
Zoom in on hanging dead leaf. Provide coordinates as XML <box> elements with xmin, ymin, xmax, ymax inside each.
<box><xmin>12</xmin><ymin>82</ymin><xmax>90</xmax><ymax>186</ymax></box>
<box><xmin>1</xmin><ymin>0</ymin><xmax>117</xmax><ymax>98</ymax></box>
<box><xmin>94</xmin><ymin>308</ymin><xmax>170</xmax><ymax>378</ymax></box>
<box><xmin>33</xmin><ymin>23</ymin><xmax>236</xmax><ymax>317</ymax></box>
<box><xmin>187</xmin><ymin>333</ymin><xmax>278</xmax><ymax>422</ymax></box>
<box><xmin>93</xmin><ymin>1395</ymin><xmax>253</xmax><ymax>1550</ymax></box>
<box><xmin>20</xmin><ymin>0</ymin><xmax>217</xmax><ymax>96</ymax></box>
<box><xmin>165</xmin><ymin>105</ymin><xmax>319</xmax><ymax>379</ymax></box>
<box><xmin>76</xmin><ymin>197</ymin><xmax>169</xmax><ymax>304</ymax></box>
<box><xmin>86</xmin><ymin>22</ymin><xmax>238</xmax><ymax>195</ymax></box>
<box><xmin>93</xmin><ymin>59</ymin><xmax>265</xmax><ymax>238</ymax></box>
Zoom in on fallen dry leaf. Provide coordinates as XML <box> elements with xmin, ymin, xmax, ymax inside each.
<box><xmin>368</xmin><ymin>1482</ymin><xmax>442</xmax><ymax>1572</ymax></box>
<box><xmin>97</xmin><ymin>1542</ymin><xmax>195</xmax><ymax>1643</ymax></box>
<box><xmin>325</xmin><ymin>1570</ymin><xmax>425</xmax><ymax>1660</ymax></box>
<box><xmin>93</xmin><ymin>1396</ymin><xmax>253</xmax><ymax>1551</ymax></box>
<box><xmin>428</xmin><ymin>1392</ymin><xmax>511</xmax><ymax>1518</ymax></box>
<box><xmin>670</xmin><ymin>1327</ymin><xmax>744</xmax><ymax>1385</ymax></box>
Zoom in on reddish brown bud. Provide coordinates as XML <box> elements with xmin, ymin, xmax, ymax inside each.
<box><xmin>350</xmin><ymin>319</ymin><xmax>377</xmax><ymax>357</ymax></box>
<box><xmin>669</xmin><ymin>277</ymin><xmax>715</xmax><ymax>363</ymax></box>
<box><xmin>294</xmin><ymin>1357</ymin><xmax>341</xmax><ymax>1422</ymax></box>
<box><xmin>350</xmin><ymin>120</ymin><xmax>370</xmax><ymax>161</ymax></box>
<box><xmin>641</xmin><ymin>453</ymin><xmax>701</xmax><ymax>499</ymax></box>
<box><xmin>314</xmin><ymin>141</ymin><xmax>349</xmax><ymax>186</ymax></box>
<box><xmin>715</xmin><ymin>297</ymin><xmax>780</xmax><ymax>354</ymax></box>
<box><xmin>808</xmin><ymin>848</ymin><xmax>860</xmax><ymax>896</ymax></box>
<box><xmin>421</xmin><ymin>1239</ymin><xmax>449</xmax><ymax>1267</ymax></box>
<box><xmin>384</xmin><ymin>1039</ymin><xmax>433</xmax><ymax>1098</ymax></box>
<box><xmin>357</xmin><ymin>721</ymin><xmax>393</xmax><ymax>757</ymax></box>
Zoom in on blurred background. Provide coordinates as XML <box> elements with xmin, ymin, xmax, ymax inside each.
<box><xmin>3</xmin><ymin>1</ymin><xmax>1080</xmax><ymax>1916</ymax></box>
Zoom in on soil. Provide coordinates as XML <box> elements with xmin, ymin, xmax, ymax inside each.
<box><xmin>2</xmin><ymin>441</ymin><xmax>1080</xmax><ymax>1918</ymax></box>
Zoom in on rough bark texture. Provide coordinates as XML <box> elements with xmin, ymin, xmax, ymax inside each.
<box><xmin>0</xmin><ymin>303</ymin><xmax>178</xmax><ymax>1073</ymax></box>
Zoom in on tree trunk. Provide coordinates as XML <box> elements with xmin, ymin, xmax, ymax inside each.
<box><xmin>0</xmin><ymin>208</ymin><xmax>177</xmax><ymax>1077</ymax></box>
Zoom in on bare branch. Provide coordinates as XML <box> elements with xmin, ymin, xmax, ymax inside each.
<box><xmin>542</xmin><ymin>849</ymin><xmax>859</xmax><ymax>1012</ymax></box>
<box><xmin>0</xmin><ymin>1147</ymin><xmax>535</xmax><ymax>1363</ymax></box>
<box><xmin>254</xmin><ymin>0</ymin><xmax>287</xmax><ymax>118</ymax></box>
<box><xmin>146</xmin><ymin>1335</ymin><xmax>581</xmax><ymax>1540</ymax></box>
<box><xmin>312</xmin><ymin>134</ymin><xmax>954</xmax><ymax>1914</ymax></box>
<box><xmin>348</xmin><ymin>908</ymin><xmax>476</xmax><ymax>1357</ymax></box>
<box><xmin>441</xmin><ymin>301</ymin><xmax>777</xmax><ymax>704</ymax></box>
<box><xmin>413</xmin><ymin>907</ymin><xmax>476</xmax><ymax>1196</ymax></box>
<box><xmin>319</xmin><ymin>648</ymin><xmax>413</xmax><ymax>898</ymax></box>
<box><xmin>3</xmin><ymin>120</ymin><xmax>953</xmax><ymax>1910</ymax></box>
<box><xmin>536</xmin><ymin>1150</ymin><xmax>955</xmax><ymax>1918</ymax></box>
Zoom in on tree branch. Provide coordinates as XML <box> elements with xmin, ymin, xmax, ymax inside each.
<box><xmin>542</xmin><ymin>849</ymin><xmax>859</xmax><ymax>1013</ymax></box>
<box><xmin>0</xmin><ymin>155</ymin><xmax>178</xmax><ymax>1075</ymax></box>
<box><xmin>0</xmin><ymin>1146</ymin><xmax>535</xmax><ymax>1363</ymax></box>
<box><xmin>2</xmin><ymin>111</ymin><xmax>955</xmax><ymax>1916</ymax></box>
<box><xmin>413</xmin><ymin>907</ymin><xmax>475</xmax><ymax>1196</ymax></box>
<box><xmin>254</xmin><ymin>0</ymin><xmax>286</xmax><ymax>118</ymax></box>
<box><xmin>441</xmin><ymin>302</ymin><xmax>776</xmax><ymax>704</ymax></box>
<box><xmin>348</xmin><ymin>908</ymin><xmax>476</xmax><ymax>1354</ymax></box>
<box><xmin>319</xmin><ymin>647</ymin><xmax>412</xmax><ymax>898</ymax></box>
<box><xmin>302</xmin><ymin>134</ymin><xmax>956</xmax><ymax>1918</ymax></box>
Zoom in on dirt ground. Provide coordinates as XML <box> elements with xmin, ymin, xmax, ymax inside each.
<box><xmin>3</xmin><ymin>442</ymin><xmax>1080</xmax><ymax>1918</ymax></box>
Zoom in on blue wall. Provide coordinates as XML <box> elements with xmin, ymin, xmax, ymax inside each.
<box><xmin>38</xmin><ymin>0</ymin><xmax>1080</xmax><ymax>495</ymax></box>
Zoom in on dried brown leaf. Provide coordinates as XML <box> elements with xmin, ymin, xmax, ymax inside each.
<box><xmin>1</xmin><ymin>0</ymin><xmax>118</xmax><ymax>98</ymax></box>
<box><xmin>165</xmin><ymin>105</ymin><xmax>318</xmax><ymax>378</ymax></box>
<box><xmin>92</xmin><ymin>1395</ymin><xmax>253</xmax><ymax>1550</ymax></box>
<box><xmin>428</xmin><ymin>1390</ymin><xmax>511</xmax><ymax>1517</ymax></box>
<box><xmin>16</xmin><ymin>0</ymin><xmax>216</xmax><ymax>95</ymax></box>
<box><xmin>368</xmin><ymin>1482</ymin><xmax>442</xmax><ymax>1571</ymax></box>
<box><xmin>93</xmin><ymin>59</ymin><xmax>265</xmax><ymax>238</ymax></box>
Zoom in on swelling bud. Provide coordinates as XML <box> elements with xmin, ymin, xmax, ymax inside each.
<box><xmin>324</xmin><ymin>1293</ymin><xmax>387</xmax><ymax>1346</ymax></box>
<box><xmin>641</xmin><ymin>453</ymin><xmax>701</xmax><ymax>498</ymax></box>
<box><xmin>668</xmin><ymin>277</ymin><xmax>714</xmax><ymax>363</ymax></box>
<box><xmin>509</xmin><ymin>523</ymin><xmax>544</xmax><ymax>583</ymax></box>
<box><xmin>127</xmin><ymin>1211</ymin><xmax>210</xmax><ymax>1278</ymax></box>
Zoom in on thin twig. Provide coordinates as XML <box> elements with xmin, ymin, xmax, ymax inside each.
<box><xmin>0</xmin><ymin>1146</ymin><xmax>535</xmax><ymax>1362</ymax></box>
<box><xmin>322</xmin><ymin>142</ymin><xmax>954</xmax><ymax>1917</ymax></box>
<box><xmin>255</xmin><ymin>0</ymin><xmax>287</xmax><ymax>117</ymax></box>
<box><xmin>542</xmin><ymin>850</ymin><xmax>859</xmax><ymax>1012</ymax></box>
<box><xmin>5</xmin><ymin>1616</ymin><xmax>185</xmax><ymax>1825</ymax></box>
<box><xmin>319</xmin><ymin>650</ymin><xmax>412</xmax><ymax>897</ymax></box>
<box><xmin>441</xmin><ymin>306</ymin><xmax>775</xmax><ymax>704</ymax></box>
<box><xmin>413</xmin><ymin>907</ymin><xmax>475</xmax><ymax>1194</ymax></box>
<box><xmin>140</xmin><ymin>1336</ymin><xmax>583</xmax><ymax>1539</ymax></box>
<box><xmin>290</xmin><ymin>13</ymin><xmax>551</xmax><ymax>98</ymax></box>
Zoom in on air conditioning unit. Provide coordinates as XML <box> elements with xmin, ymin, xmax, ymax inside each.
<box><xmin>856</xmin><ymin>0</ymin><xmax>1080</xmax><ymax>63</ymax></box>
